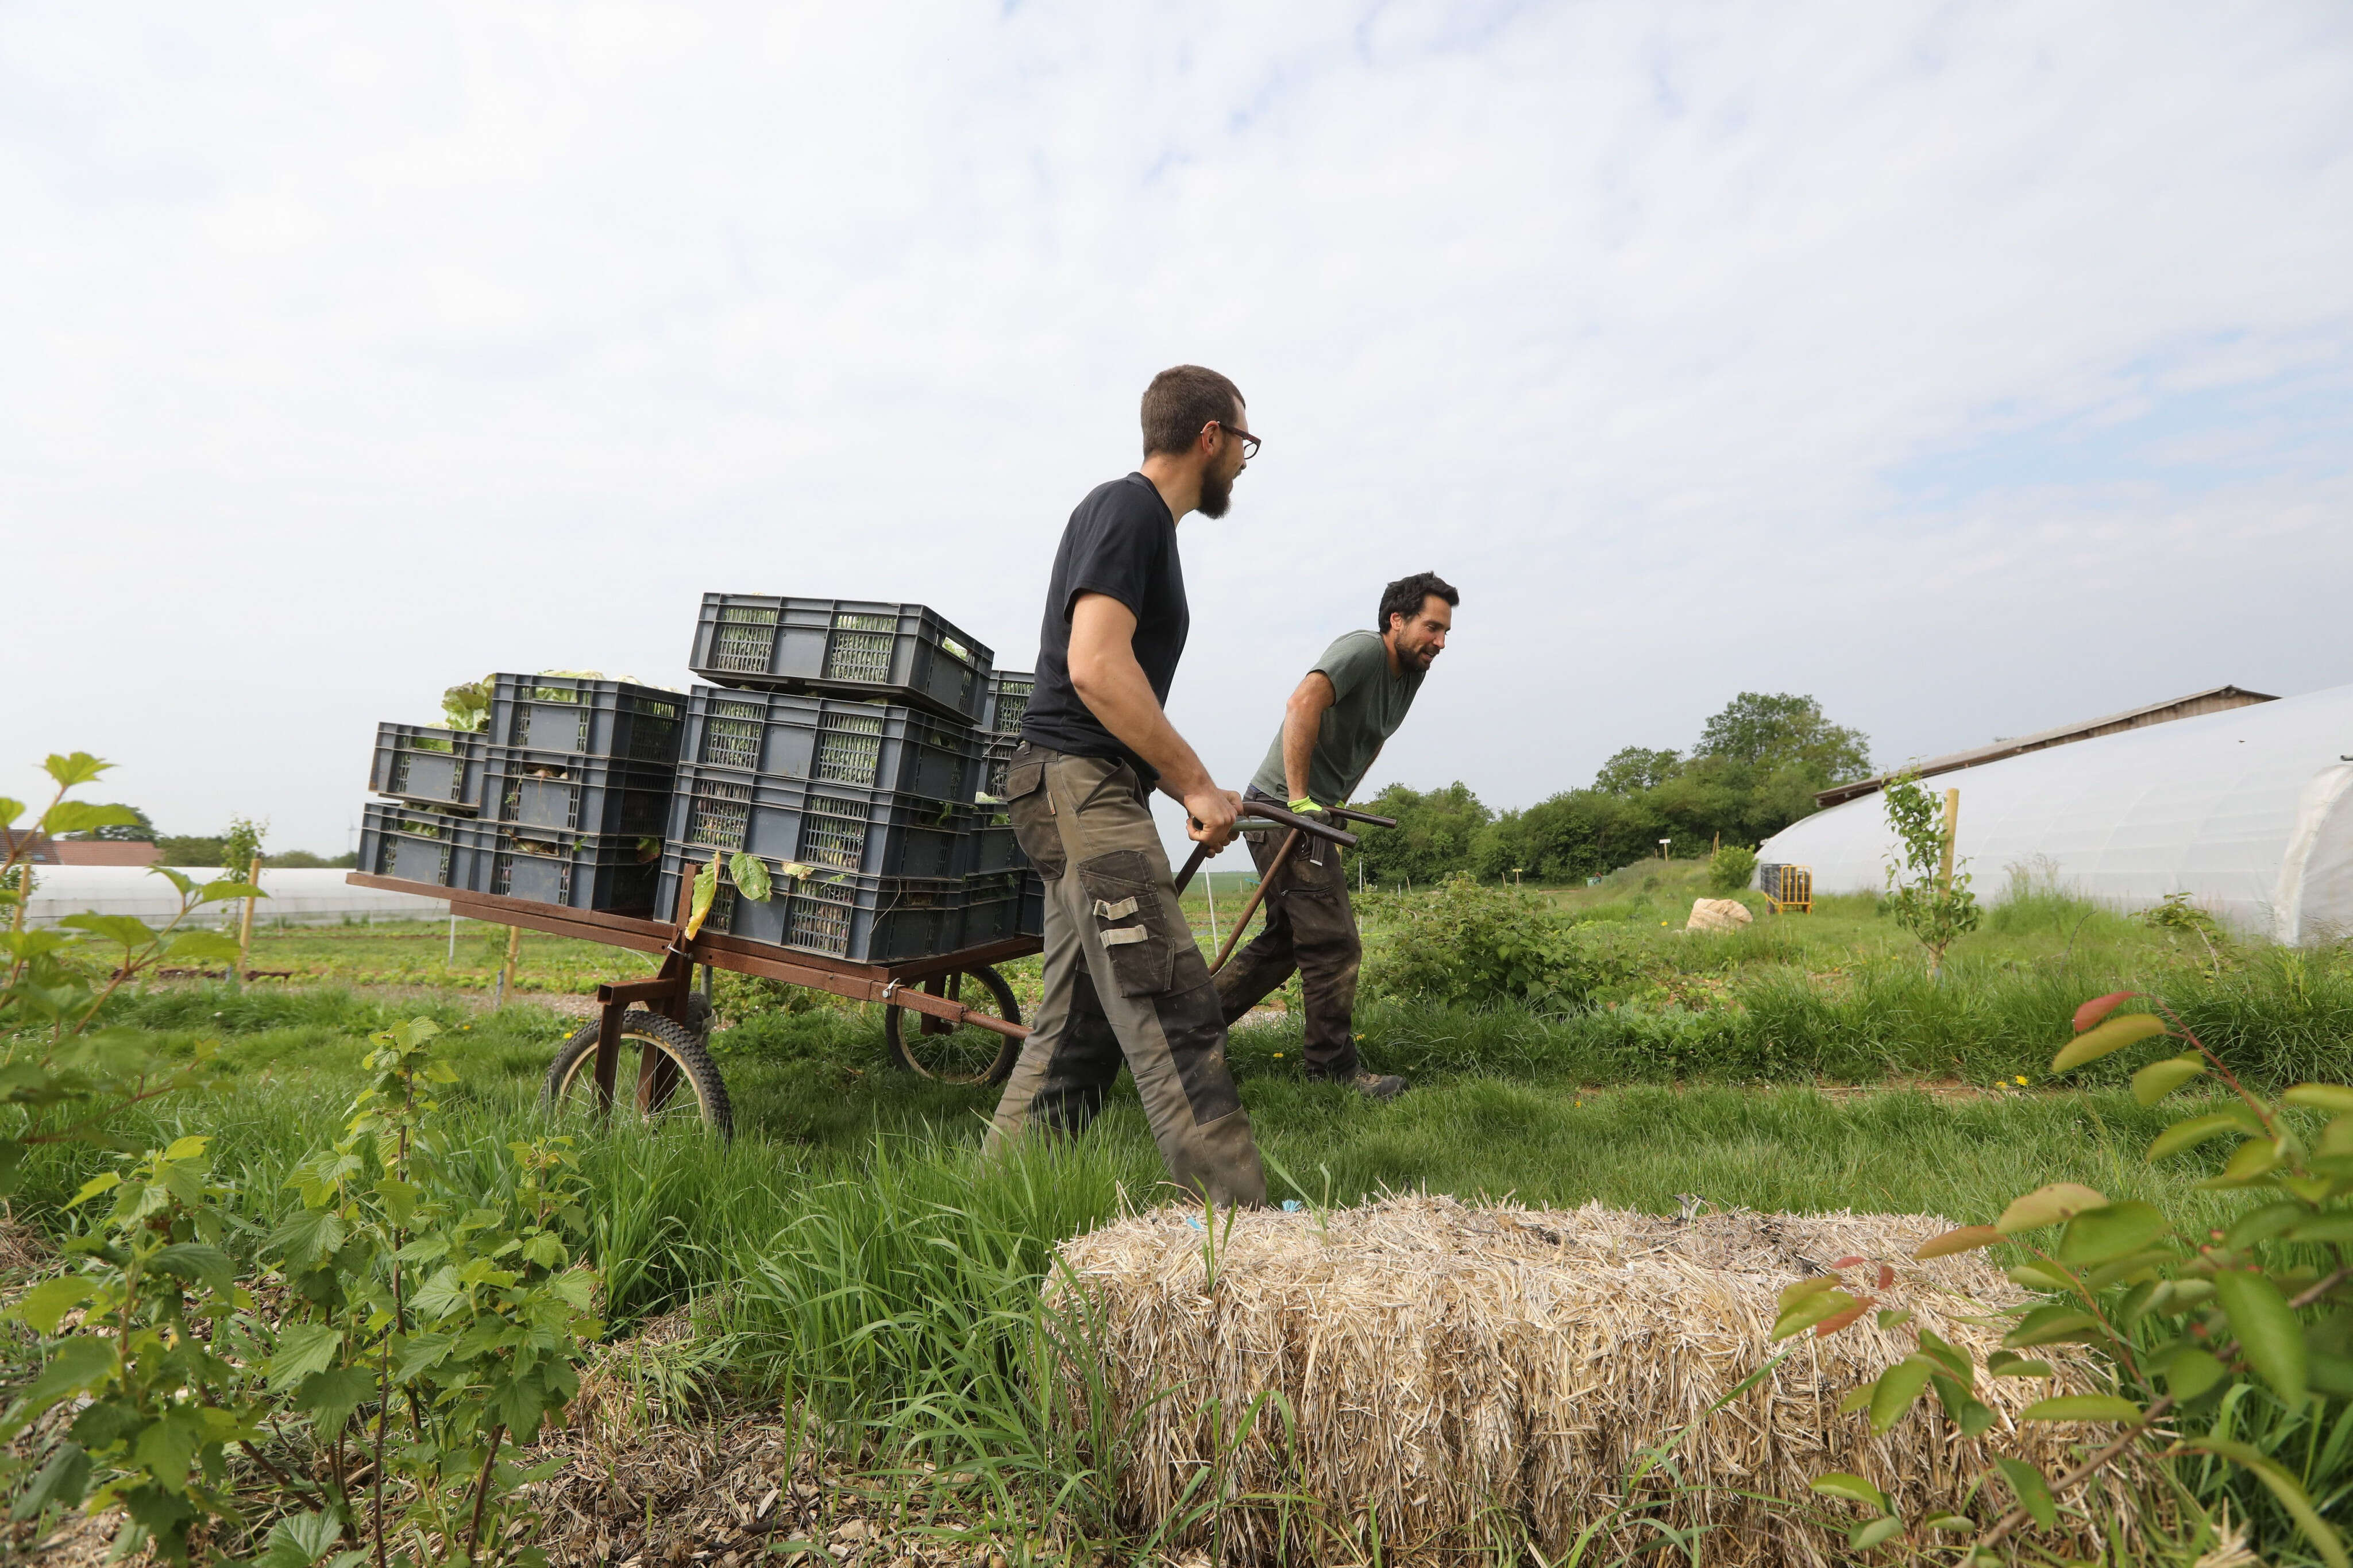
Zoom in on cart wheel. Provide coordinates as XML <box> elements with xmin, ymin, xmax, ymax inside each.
<box><xmin>884</xmin><ymin>966</ymin><xmax>1023</xmax><ymax>1086</ymax></box>
<box><xmin>545</xmin><ymin>1008</ymin><xmax>734</xmax><ymax>1139</ymax></box>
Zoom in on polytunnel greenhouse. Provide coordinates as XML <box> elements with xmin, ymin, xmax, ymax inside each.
<box><xmin>1754</xmin><ymin>682</ymin><xmax>2353</xmax><ymax>944</ymax></box>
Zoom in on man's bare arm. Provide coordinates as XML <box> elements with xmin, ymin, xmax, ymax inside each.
<box><xmin>1282</xmin><ymin>671</ymin><xmax>1336</xmax><ymax>805</ymax></box>
<box><xmin>1066</xmin><ymin>592</ymin><xmax>1240</xmax><ymax>848</ymax></box>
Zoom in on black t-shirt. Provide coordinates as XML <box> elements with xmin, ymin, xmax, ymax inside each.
<box><xmin>1020</xmin><ymin>472</ymin><xmax>1189</xmax><ymax>787</ymax></box>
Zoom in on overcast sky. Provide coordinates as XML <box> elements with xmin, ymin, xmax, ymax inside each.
<box><xmin>6</xmin><ymin>2</ymin><xmax>2350</xmax><ymax>860</ymax></box>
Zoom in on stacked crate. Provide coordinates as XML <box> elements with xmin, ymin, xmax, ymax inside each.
<box><xmin>358</xmin><ymin>675</ymin><xmax>685</xmax><ymax>916</ymax></box>
<box><xmin>659</xmin><ymin>596</ymin><xmax>1043</xmax><ymax>960</ymax></box>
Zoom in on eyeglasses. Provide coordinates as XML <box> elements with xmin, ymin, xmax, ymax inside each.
<box><xmin>1209</xmin><ymin>421</ymin><xmax>1260</xmax><ymax>460</ymax></box>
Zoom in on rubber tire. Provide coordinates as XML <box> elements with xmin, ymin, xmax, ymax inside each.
<box><xmin>545</xmin><ymin>1008</ymin><xmax>734</xmax><ymax>1139</ymax></box>
<box><xmin>883</xmin><ymin>966</ymin><xmax>1023</xmax><ymax>1086</ymax></box>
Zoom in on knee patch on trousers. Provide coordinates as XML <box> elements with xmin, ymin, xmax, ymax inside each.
<box><xmin>1156</xmin><ymin>980</ymin><xmax>1241</xmax><ymax>1125</ymax></box>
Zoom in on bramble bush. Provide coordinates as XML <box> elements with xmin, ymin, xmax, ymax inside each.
<box><xmin>2</xmin><ymin>753</ymin><xmax>599</xmax><ymax>1564</ymax></box>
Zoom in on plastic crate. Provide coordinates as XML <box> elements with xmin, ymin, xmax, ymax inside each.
<box><xmin>956</xmin><ymin>871</ymin><xmax>1029</xmax><ymax>948</ymax></box>
<box><xmin>669</xmin><ymin>764</ymin><xmax>973</xmax><ymax>879</ymax></box>
<box><xmin>370</xmin><ymin>724</ymin><xmax>487</xmax><ymax>812</ymax></box>
<box><xmin>963</xmin><ymin>820</ymin><xmax>1024</xmax><ymax>875</ymax></box>
<box><xmin>1020</xmin><ymin>871</ymin><xmax>1043</xmax><ymax>937</ymax></box>
<box><xmin>684</xmin><ymin>687</ymin><xmax>981</xmax><ymax>801</ymax></box>
<box><xmin>657</xmin><ymin>847</ymin><xmax>962</xmax><ymax>961</ymax></box>
<box><xmin>982</xmin><ymin>670</ymin><xmax>1034</xmax><ymax>736</ymax></box>
<box><xmin>484</xmin><ymin>748</ymin><xmax>674</xmax><ymax>839</ymax></box>
<box><xmin>487</xmin><ymin>674</ymin><xmax>685</xmax><ymax>766</ymax></box>
<box><xmin>358</xmin><ymin>802</ymin><xmax>496</xmax><ymax>890</ymax></box>
<box><xmin>488</xmin><ymin>826</ymin><xmax>665</xmax><ymax>915</ymax></box>
<box><xmin>976</xmin><ymin>735</ymin><xmax>1019</xmax><ymax>802</ymax></box>
<box><xmin>688</xmin><ymin>596</ymin><xmax>993</xmax><ymax>725</ymax></box>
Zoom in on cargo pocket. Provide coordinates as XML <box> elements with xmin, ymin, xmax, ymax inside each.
<box><xmin>1005</xmin><ymin>758</ymin><xmax>1064</xmax><ymax>880</ymax></box>
<box><xmin>1077</xmin><ymin>849</ymin><xmax>1172</xmax><ymax>997</ymax></box>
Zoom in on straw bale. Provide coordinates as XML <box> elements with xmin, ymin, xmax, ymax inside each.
<box><xmin>1054</xmin><ymin>1195</ymin><xmax>2136</xmax><ymax>1567</ymax></box>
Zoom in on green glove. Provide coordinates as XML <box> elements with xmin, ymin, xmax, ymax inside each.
<box><xmin>1289</xmin><ymin>796</ymin><xmax>1318</xmax><ymax>814</ymax></box>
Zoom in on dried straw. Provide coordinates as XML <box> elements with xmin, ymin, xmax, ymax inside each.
<box><xmin>1054</xmin><ymin>1194</ymin><xmax>2136</xmax><ymax>1567</ymax></box>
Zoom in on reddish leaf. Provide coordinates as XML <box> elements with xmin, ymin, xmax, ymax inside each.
<box><xmin>1877</xmin><ymin>1264</ymin><xmax>1895</xmax><ymax>1291</ymax></box>
<box><xmin>2074</xmin><ymin>991</ymin><xmax>2139</xmax><ymax>1033</ymax></box>
<box><xmin>1830</xmin><ymin>1255</ymin><xmax>1870</xmax><ymax>1269</ymax></box>
<box><xmin>1815</xmin><ymin>1297</ymin><xmax>1878</xmax><ymax>1337</ymax></box>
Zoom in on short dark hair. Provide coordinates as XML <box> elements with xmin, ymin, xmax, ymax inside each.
<box><xmin>1378</xmin><ymin>571</ymin><xmax>1458</xmax><ymax>632</ymax></box>
<box><xmin>1140</xmin><ymin>365</ymin><xmax>1244</xmax><ymax>458</ymax></box>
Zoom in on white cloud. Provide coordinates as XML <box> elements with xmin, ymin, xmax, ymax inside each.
<box><xmin>2</xmin><ymin>0</ymin><xmax>2349</xmax><ymax>862</ymax></box>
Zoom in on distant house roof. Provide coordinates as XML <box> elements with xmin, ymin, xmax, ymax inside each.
<box><xmin>1814</xmin><ymin>685</ymin><xmax>2279</xmax><ymax>808</ymax></box>
<box><xmin>1</xmin><ymin>829</ymin><xmax>59</xmax><ymax>864</ymax></box>
<box><xmin>53</xmin><ymin>842</ymin><xmax>162</xmax><ymax>867</ymax></box>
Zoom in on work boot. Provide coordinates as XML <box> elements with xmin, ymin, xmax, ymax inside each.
<box><xmin>1309</xmin><ymin>1065</ymin><xmax>1407</xmax><ymax>1100</ymax></box>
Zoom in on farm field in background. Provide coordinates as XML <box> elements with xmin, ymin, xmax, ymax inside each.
<box><xmin>13</xmin><ymin>858</ymin><xmax>2353</xmax><ymax>1563</ymax></box>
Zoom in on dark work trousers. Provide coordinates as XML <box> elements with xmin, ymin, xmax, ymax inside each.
<box><xmin>1212</xmin><ymin>797</ymin><xmax>1364</xmax><ymax>1080</ymax></box>
<box><xmin>982</xmin><ymin>745</ymin><xmax>1267</xmax><ymax>1207</ymax></box>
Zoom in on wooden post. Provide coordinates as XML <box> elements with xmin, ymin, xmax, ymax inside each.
<box><xmin>1713</xmin><ymin>832</ymin><xmax>1721</xmax><ymax>854</ymax></box>
<box><xmin>492</xmin><ymin>924</ymin><xmax>521</xmax><ymax>1007</ymax></box>
<box><xmin>1939</xmin><ymin>789</ymin><xmax>1961</xmax><ymax>892</ymax></box>
<box><xmin>236</xmin><ymin>854</ymin><xmax>262</xmax><ymax>978</ymax></box>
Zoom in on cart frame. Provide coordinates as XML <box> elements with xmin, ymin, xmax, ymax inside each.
<box><xmin>348</xmin><ymin>871</ymin><xmax>1040</xmax><ymax>1114</ymax></box>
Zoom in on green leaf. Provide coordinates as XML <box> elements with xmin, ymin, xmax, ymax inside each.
<box><xmin>2182</xmin><ymin>1438</ymin><xmax>2349</xmax><ymax>1568</ymax></box>
<box><xmin>1997</xmin><ymin>1183</ymin><xmax>2109</xmax><ymax>1233</ymax></box>
<box><xmin>1915</xmin><ymin>1225</ymin><xmax>2004</xmax><ymax>1258</ymax></box>
<box><xmin>2052</xmin><ymin>1011</ymin><xmax>2168</xmax><ymax>1072</ymax></box>
<box><xmin>1849</xmin><ymin>1517</ymin><xmax>1904</xmax><ymax>1551</ymax></box>
<box><xmin>1922</xmin><ymin>1513</ymin><xmax>1976</xmax><ymax>1534</ymax></box>
<box><xmin>18</xmin><ymin>1337</ymin><xmax>115</xmax><ymax>1412</ymax></box>
<box><xmin>1870</xmin><ymin>1355</ymin><xmax>1937</xmax><ymax>1432</ymax></box>
<box><xmin>2213</xmin><ymin>1269</ymin><xmax>2308</xmax><ymax>1404</ymax></box>
<box><xmin>43</xmin><ymin>752</ymin><xmax>113</xmax><ymax>787</ymax></box>
<box><xmin>132</xmin><ymin>1407</ymin><xmax>203</xmax><ymax>1489</ymax></box>
<box><xmin>729</xmin><ymin>852</ymin><xmax>773</xmax><ymax>903</ymax></box>
<box><xmin>2284</xmin><ymin>1084</ymin><xmax>2353</xmax><ymax>1115</ymax></box>
<box><xmin>164</xmin><ymin>930</ymin><xmax>241</xmax><ymax>967</ymax></box>
<box><xmin>2286</xmin><ymin>1213</ymin><xmax>2353</xmax><ymax>1244</ymax></box>
<box><xmin>57</xmin><ymin>913</ymin><xmax>160</xmax><ymax>948</ymax></box>
<box><xmin>0</xmin><ymin>795</ymin><xmax>23</xmax><ymax>830</ymax></box>
<box><xmin>9</xmin><ymin>1442</ymin><xmax>91</xmax><ymax>1521</ymax></box>
<box><xmin>2134</xmin><ymin>1053</ymin><xmax>2208</xmax><ymax>1106</ymax></box>
<box><xmin>2058</xmin><ymin>1200</ymin><xmax>2171</xmax><ymax>1265</ymax></box>
<box><xmin>1773</xmin><ymin>1288</ymin><xmax>1857</xmax><ymax>1341</ymax></box>
<box><xmin>266</xmin><ymin>1323</ymin><xmax>342</xmax><ymax>1392</ymax></box>
<box><xmin>1811</xmin><ymin>1472</ymin><xmax>1889</xmax><ymax>1512</ymax></box>
<box><xmin>2148</xmin><ymin>1110</ymin><xmax>2262</xmax><ymax>1163</ymax></box>
<box><xmin>194</xmin><ymin>879</ymin><xmax>264</xmax><ymax>906</ymax></box>
<box><xmin>146</xmin><ymin>1242</ymin><xmax>236</xmax><ymax>1296</ymax></box>
<box><xmin>2022</xmin><ymin>1394</ymin><xmax>2144</xmax><ymax>1422</ymax></box>
<box><xmin>2166</xmin><ymin>1348</ymin><xmax>2229</xmax><ymax>1400</ymax></box>
<box><xmin>294</xmin><ymin>1366</ymin><xmax>375</xmax><ymax>1436</ymax></box>
<box><xmin>2227</xmin><ymin>1201</ymin><xmax>2312</xmax><ymax>1252</ymax></box>
<box><xmin>40</xmin><ymin>801</ymin><xmax>140</xmax><ymax>837</ymax></box>
<box><xmin>2007</xmin><ymin>1259</ymin><xmax>2079</xmax><ymax>1292</ymax></box>
<box><xmin>254</xmin><ymin>1509</ymin><xmax>346</xmax><ymax>1568</ymax></box>
<box><xmin>1915</xmin><ymin>1329</ymin><xmax>1973</xmax><ymax>1384</ymax></box>
<box><xmin>69</xmin><ymin>1170</ymin><xmax>121</xmax><ymax>1209</ymax></box>
<box><xmin>1996</xmin><ymin>1457</ymin><xmax>2058</xmax><ymax>1530</ymax></box>
<box><xmin>1988</xmin><ymin>1351</ymin><xmax>2054</xmax><ymax>1378</ymax></box>
<box><xmin>2006</xmin><ymin>1304</ymin><xmax>2107</xmax><ymax>1348</ymax></box>
<box><xmin>686</xmin><ymin>856</ymin><xmax>719</xmax><ymax>937</ymax></box>
<box><xmin>2201</xmin><ymin>1138</ymin><xmax>2284</xmax><ymax>1187</ymax></box>
<box><xmin>13</xmin><ymin>1275</ymin><xmax>95</xmax><ymax>1334</ymax></box>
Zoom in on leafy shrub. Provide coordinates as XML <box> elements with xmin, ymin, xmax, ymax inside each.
<box><xmin>1708</xmin><ymin>844</ymin><xmax>1758</xmax><ymax>895</ymax></box>
<box><xmin>1363</xmin><ymin>875</ymin><xmax>1615</xmax><ymax>1012</ymax></box>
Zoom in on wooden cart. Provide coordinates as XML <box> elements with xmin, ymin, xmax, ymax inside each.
<box><xmin>348</xmin><ymin>872</ymin><xmax>1040</xmax><ymax>1138</ymax></box>
<box><xmin>347</xmin><ymin>799</ymin><xmax>1360</xmax><ymax>1139</ymax></box>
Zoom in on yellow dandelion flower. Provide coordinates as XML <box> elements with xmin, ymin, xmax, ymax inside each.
<box><xmin>2015</xmin><ymin>1075</ymin><xmax>2028</xmax><ymax>1086</ymax></box>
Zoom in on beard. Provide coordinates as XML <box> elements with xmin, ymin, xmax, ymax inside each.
<box><xmin>1197</xmin><ymin>461</ymin><xmax>1235</xmax><ymax>519</ymax></box>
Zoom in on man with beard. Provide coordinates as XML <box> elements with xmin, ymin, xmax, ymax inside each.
<box><xmin>982</xmin><ymin>365</ymin><xmax>1268</xmax><ymax>1206</ymax></box>
<box><xmin>1214</xmin><ymin>572</ymin><xmax>1458</xmax><ymax>1100</ymax></box>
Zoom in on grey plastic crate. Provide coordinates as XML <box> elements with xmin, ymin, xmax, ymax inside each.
<box><xmin>982</xmin><ymin>670</ymin><xmax>1034</xmax><ymax>736</ymax></box>
<box><xmin>370</xmin><ymin>724</ymin><xmax>487</xmax><ymax>812</ymax></box>
<box><xmin>488</xmin><ymin>827</ymin><xmax>665</xmax><ymax>915</ymax></box>
<box><xmin>487</xmin><ymin>674</ymin><xmax>685</xmax><ymax>766</ymax></box>
<box><xmin>956</xmin><ymin>871</ymin><xmax>1029</xmax><ymax>948</ymax></box>
<box><xmin>656</xmin><ymin>847</ymin><xmax>961</xmax><ymax>961</ymax></box>
<box><xmin>688</xmin><ymin>595</ymin><xmax>993</xmax><ymax>724</ymax></box>
<box><xmin>484</xmin><ymin>747</ymin><xmax>674</xmax><ymax>839</ymax></box>
<box><xmin>358</xmin><ymin>802</ymin><xmax>496</xmax><ymax>890</ymax></box>
<box><xmin>669</xmin><ymin>764</ymin><xmax>973</xmax><ymax>880</ymax></box>
<box><xmin>684</xmin><ymin>687</ymin><xmax>980</xmax><ymax>801</ymax></box>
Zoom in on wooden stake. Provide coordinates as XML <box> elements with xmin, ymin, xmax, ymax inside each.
<box><xmin>236</xmin><ymin>854</ymin><xmax>261</xmax><ymax>978</ymax></box>
<box><xmin>1939</xmin><ymin>789</ymin><xmax>1961</xmax><ymax>893</ymax></box>
<box><xmin>493</xmin><ymin>923</ymin><xmax>521</xmax><ymax>1007</ymax></box>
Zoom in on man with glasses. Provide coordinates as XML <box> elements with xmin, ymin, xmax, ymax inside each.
<box><xmin>983</xmin><ymin>365</ymin><xmax>1268</xmax><ymax>1207</ymax></box>
<box><xmin>1214</xmin><ymin>571</ymin><xmax>1459</xmax><ymax>1100</ymax></box>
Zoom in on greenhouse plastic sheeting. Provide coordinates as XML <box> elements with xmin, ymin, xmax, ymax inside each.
<box><xmin>1755</xmin><ymin>682</ymin><xmax>2353</xmax><ymax>944</ymax></box>
<box><xmin>17</xmin><ymin>867</ymin><xmax>448</xmax><ymax>929</ymax></box>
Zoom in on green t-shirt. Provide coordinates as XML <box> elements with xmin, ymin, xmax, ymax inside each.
<box><xmin>1249</xmin><ymin>629</ymin><xmax>1425</xmax><ymax>805</ymax></box>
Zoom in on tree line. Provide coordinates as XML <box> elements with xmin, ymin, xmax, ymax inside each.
<box><xmin>1352</xmin><ymin>691</ymin><xmax>1871</xmax><ymax>885</ymax></box>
